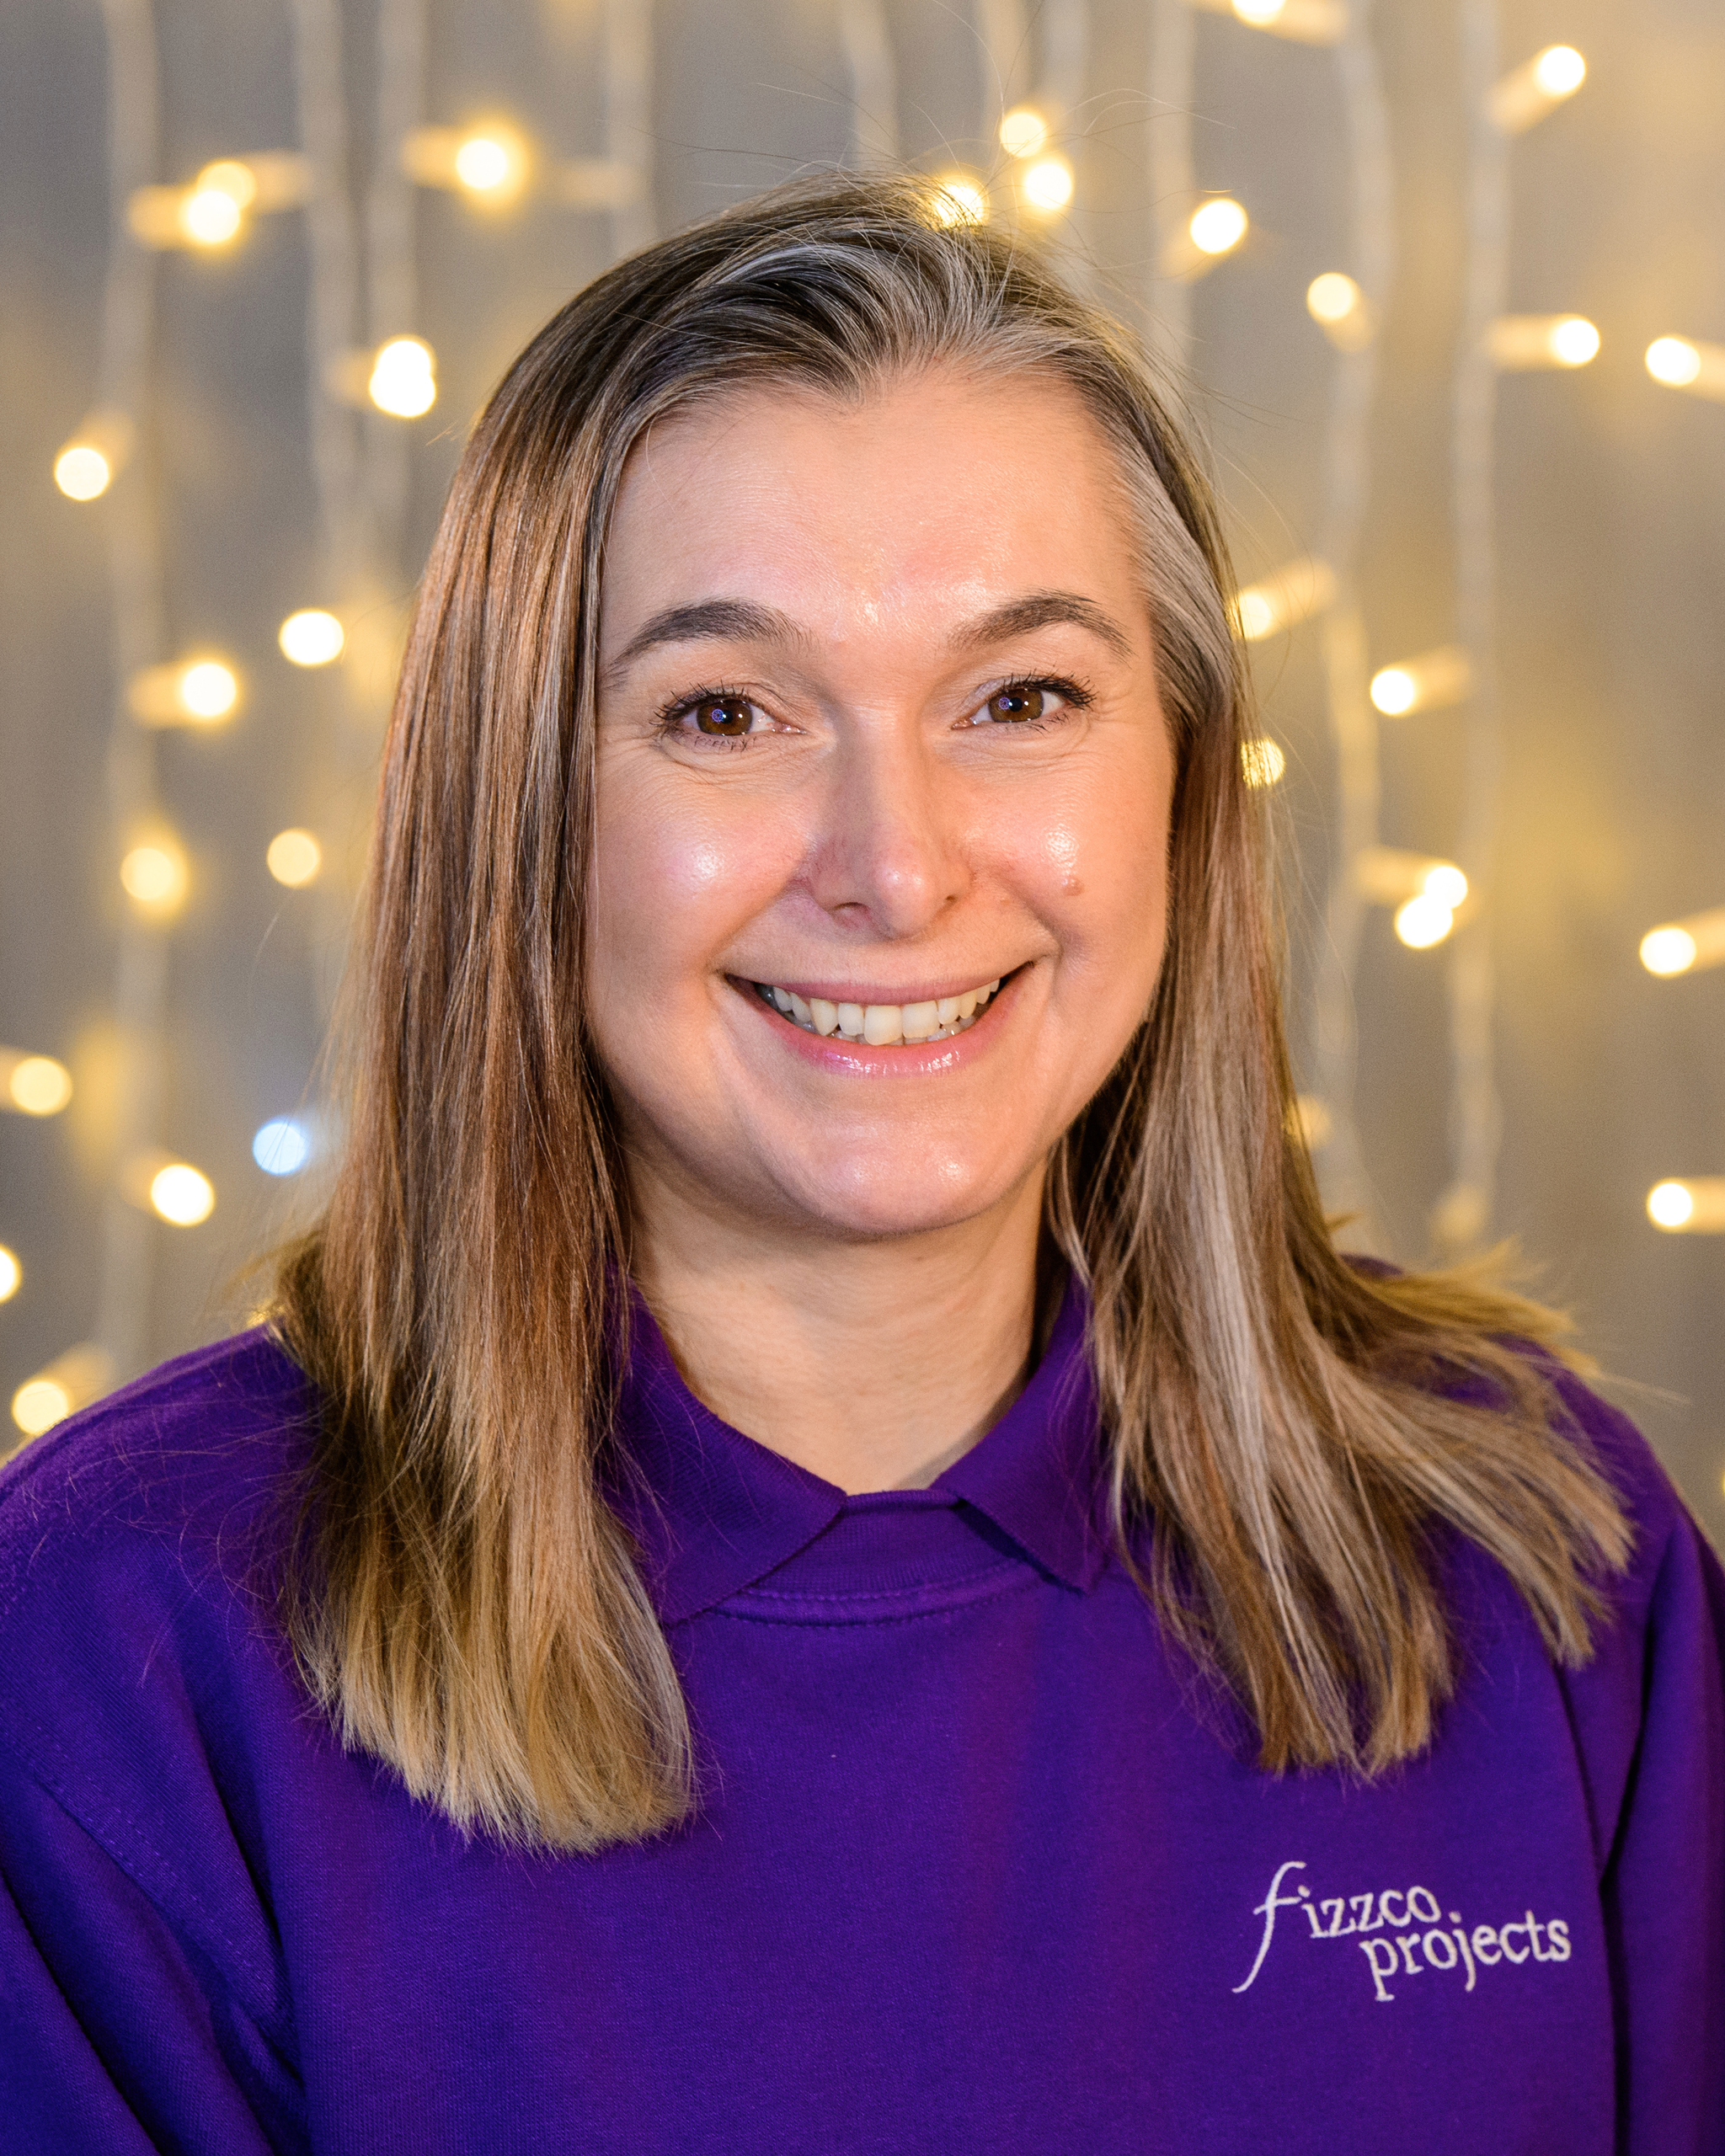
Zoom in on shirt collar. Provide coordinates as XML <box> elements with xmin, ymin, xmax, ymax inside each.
<box><xmin>608</xmin><ymin>1280</ymin><xmax>1108</xmax><ymax>1624</ymax></box>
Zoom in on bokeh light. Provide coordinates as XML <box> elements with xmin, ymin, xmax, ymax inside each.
<box><xmin>279</xmin><ymin>609</ymin><xmax>345</xmax><ymax>666</ymax></box>
<box><xmin>8</xmin><ymin>1056</ymin><xmax>72</xmax><ymax>1117</ymax></box>
<box><xmin>54</xmin><ymin>445</ymin><xmax>112</xmax><ymax>500</ymax></box>
<box><xmin>1640</xmin><ymin>926</ymin><xmax>1697</xmax><ymax>976</ymax></box>
<box><xmin>0</xmin><ymin>1246</ymin><xmax>19</xmax><ymax>1304</ymax></box>
<box><xmin>149</xmin><ymin>1162</ymin><xmax>216</xmax><ymax>1226</ymax></box>
<box><xmin>1189</xmin><ymin>198</ymin><xmax>1248</xmax><ymax>256</ymax></box>
<box><xmin>120</xmin><ymin>837</ymin><xmax>190</xmax><ymax>916</ymax></box>
<box><xmin>1021</xmin><ymin>157</ymin><xmax>1075</xmax><ymax>214</ymax></box>
<box><xmin>266</xmin><ymin>829</ymin><xmax>323</xmax><ymax>888</ymax></box>
<box><xmin>369</xmin><ymin>337</ymin><xmax>437</xmax><ymax>417</ymax></box>
<box><xmin>998</xmin><ymin>107</ymin><xmax>1048</xmax><ymax>158</ymax></box>
<box><xmin>927</xmin><ymin>173</ymin><xmax>987</xmax><ymax>227</ymax></box>
<box><xmin>253</xmin><ymin>1118</ymin><xmax>312</xmax><ymax>1176</ymax></box>
<box><xmin>1646</xmin><ymin>337</ymin><xmax>1702</xmax><ymax>387</ymax></box>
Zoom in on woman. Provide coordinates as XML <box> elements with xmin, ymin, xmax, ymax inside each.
<box><xmin>1</xmin><ymin>174</ymin><xmax>1719</xmax><ymax>2154</ymax></box>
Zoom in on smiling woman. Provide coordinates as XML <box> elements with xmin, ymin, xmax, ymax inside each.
<box><xmin>1</xmin><ymin>174</ymin><xmax>1721</xmax><ymax>2156</ymax></box>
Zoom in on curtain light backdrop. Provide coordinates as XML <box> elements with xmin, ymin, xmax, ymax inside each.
<box><xmin>2</xmin><ymin>0</ymin><xmax>1722</xmax><ymax>1541</ymax></box>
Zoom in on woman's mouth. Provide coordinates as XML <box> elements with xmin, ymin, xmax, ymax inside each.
<box><xmin>745</xmin><ymin>975</ymin><xmax>1005</xmax><ymax>1045</ymax></box>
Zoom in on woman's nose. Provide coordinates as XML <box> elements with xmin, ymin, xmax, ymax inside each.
<box><xmin>803</xmin><ymin>718</ymin><xmax>971</xmax><ymax>941</ymax></box>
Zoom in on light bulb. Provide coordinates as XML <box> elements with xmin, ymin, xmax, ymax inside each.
<box><xmin>1241</xmin><ymin>738</ymin><xmax>1286</xmax><ymax>788</ymax></box>
<box><xmin>266</xmin><ymin>830</ymin><xmax>323</xmax><ymax>888</ymax></box>
<box><xmin>179</xmin><ymin>660</ymin><xmax>238</xmax><ymax>721</ymax></box>
<box><xmin>1640</xmin><ymin>926</ymin><xmax>1697</xmax><ymax>976</ymax></box>
<box><xmin>179</xmin><ymin>187</ymin><xmax>243</xmax><ymax>248</ymax></box>
<box><xmin>120</xmin><ymin>839</ymin><xmax>189</xmax><ymax>915</ymax></box>
<box><xmin>0</xmin><ymin>1246</ymin><xmax>18</xmax><ymax>1303</ymax></box>
<box><xmin>1189</xmin><ymin>199</ymin><xmax>1248</xmax><ymax>257</ymax></box>
<box><xmin>8</xmin><ymin>1056</ymin><xmax>72</xmax><ymax>1116</ymax></box>
<box><xmin>927</xmin><ymin>173</ymin><xmax>988</xmax><ymax>227</ymax></box>
<box><xmin>1547</xmin><ymin>316</ymin><xmax>1599</xmax><ymax>367</ymax></box>
<box><xmin>1021</xmin><ymin>157</ymin><xmax>1075</xmax><ymax>214</ymax></box>
<box><xmin>1306</xmin><ymin>272</ymin><xmax>1360</xmax><ymax>324</ymax></box>
<box><xmin>368</xmin><ymin>337</ymin><xmax>436</xmax><ymax>418</ymax></box>
<box><xmin>998</xmin><ymin>107</ymin><xmax>1048</xmax><ymax>159</ymax></box>
<box><xmin>1648</xmin><ymin>1181</ymin><xmax>1695</xmax><ymax>1230</ymax></box>
<box><xmin>1646</xmin><ymin>337</ymin><xmax>1702</xmax><ymax>387</ymax></box>
<box><xmin>253</xmin><ymin>1118</ymin><xmax>312</xmax><ymax>1176</ymax></box>
<box><xmin>149</xmin><ymin>1163</ymin><xmax>215</xmax><ymax>1226</ymax></box>
<box><xmin>454</xmin><ymin>136</ymin><xmax>511</xmax><ymax>191</ymax></box>
<box><xmin>279</xmin><ymin>609</ymin><xmax>345</xmax><ymax>666</ymax></box>
<box><xmin>11</xmin><ymin>1379</ymin><xmax>70</xmax><ymax>1438</ymax></box>
<box><xmin>54</xmin><ymin>445</ymin><xmax>112</xmax><ymax>500</ymax></box>
<box><xmin>1532</xmin><ymin>45</ymin><xmax>1585</xmax><ymax>96</ymax></box>
<box><xmin>1370</xmin><ymin>667</ymin><xmax>1416</xmax><ymax>716</ymax></box>
<box><xmin>1394</xmin><ymin>894</ymin><xmax>1455</xmax><ymax>949</ymax></box>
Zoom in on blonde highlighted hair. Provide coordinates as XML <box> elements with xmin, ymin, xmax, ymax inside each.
<box><xmin>271</xmin><ymin>173</ymin><xmax>1629</xmax><ymax>1849</ymax></box>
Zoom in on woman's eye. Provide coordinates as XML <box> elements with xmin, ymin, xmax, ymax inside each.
<box><xmin>973</xmin><ymin>682</ymin><xmax>1071</xmax><ymax>727</ymax></box>
<box><xmin>688</xmin><ymin>696</ymin><xmax>763</xmax><ymax>737</ymax></box>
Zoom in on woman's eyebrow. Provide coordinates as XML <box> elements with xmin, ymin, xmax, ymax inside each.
<box><xmin>603</xmin><ymin>599</ymin><xmax>805</xmax><ymax>681</ymax></box>
<box><xmin>948</xmin><ymin>591</ymin><xmax>1133</xmax><ymax>659</ymax></box>
<box><xmin>601</xmin><ymin>588</ymin><xmax>1132</xmax><ymax>686</ymax></box>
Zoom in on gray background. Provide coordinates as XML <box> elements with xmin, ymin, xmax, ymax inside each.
<box><xmin>3</xmin><ymin>0</ymin><xmax>1722</xmax><ymax>1543</ymax></box>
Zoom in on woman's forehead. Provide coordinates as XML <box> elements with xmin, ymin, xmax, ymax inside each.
<box><xmin>601</xmin><ymin>370</ymin><xmax>1144</xmax><ymax>659</ymax></box>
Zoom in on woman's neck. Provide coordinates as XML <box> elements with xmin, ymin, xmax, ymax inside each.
<box><xmin>628</xmin><ymin>1167</ymin><xmax>1047</xmax><ymax>1494</ymax></box>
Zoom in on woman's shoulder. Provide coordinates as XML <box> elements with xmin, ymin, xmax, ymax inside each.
<box><xmin>0</xmin><ymin>1326</ymin><xmax>316</xmax><ymax>1606</ymax></box>
<box><xmin>0</xmin><ymin>1328</ymin><xmax>318</xmax><ymax>1754</ymax></box>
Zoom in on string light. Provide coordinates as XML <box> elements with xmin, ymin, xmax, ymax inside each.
<box><xmin>1194</xmin><ymin>0</ymin><xmax>1345</xmax><ymax>43</ymax></box>
<box><xmin>1354</xmin><ymin>847</ymin><xmax>1467</xmax><ymax>948</ymax></box>
<box><xmin>368</xmin><ymin>336</ymin><xmax>437</xmax><ymax>418</ymax></box>
<box><xmin>1645</xmin><ymin>336</ymin><xmax>1725</xmax><ymax>402</ymax></box>
<box><xmin>1394</xmin><ymin>894</ymin><xmax>1456</xmax><ymax>949</ymax></box>
<box><xmin>126</xmin><ymin>655</ymin><xmax>241</xmax><ymax>727</ymax></box>
<box><xmin>1305</xmin><ymin>271</ymin><xmax>1373</xmax><ymax>351</ymax></box>
<box><xmin>119</xmin><ymin>835</ymin><xmax>190</xmax><ymax>918</ymax></box>
<box><xmin>0</xmin><ymin>1050</ymin><xmax>73</xmax><ymax>1118</ymax></box>
<box><xmin>253</xmin><ymin>1118</ymin><xmax>312</xmax><ymax>1176</ymax></box>
<box><xmin>133</xmin><ymin>1159</ymin><xmax>216</xmax><ymax>1227</ymax></box>
<box><xmin>998</xmin><ymin>107</ymin><xmax>1048</xmax><ymax>158</ymax></box>
<box><xmin>9</xmin><ymin>1344</ymin><xmax>114</xmax><ymax>1439</ymax></box>
<box><xmin>1189</xmin><ymin>197</ymin><xmax>1249</xmax><ymax>256</ymax></box>
<box><xmin>266</xmin><ymin>829</ymin><xmax>323</xmax><ymax>888</ymax></box>
<box><xmin>0</xmin><ymin>1246</ymin><xmax>19</xmax><ymax>1304</ymax></box>
<box><xmin>278</xmin><ymin>608</ymin><xmax>345</xmax><ymax>666</ymax></box>
<box><xmin>1486</xmin><ymin>314</ymin><xmax>1599</xmax><ymax>370</ymax></box>
<box><xmin>1369</xmin><ymin>644</ymin><xmax>1473</xmax><ymax>716</ymax></box>
<box><xmin>1489</xmin><ymin>44</ymin><xmax>1587</xmax><ymax>135</ymax></box>
<box><xmin>51</xmin><ymin>408</ymin><xmax>136</xmax><ymax>503</ymax></box>
<box><xmin>927</xmin><ymin>173</ymin><xmax>988</xmax><ymax>227</ymax></box>
<box><xmin>1235</xmin><ymin>556</ymin><xmax>1336</xmax><ymax>641</ymax></box>
<box><xmin>1241</xmin><ymin>737</ymin><xmax>1286</xmax><ymax>787</ymax></box>
<box><xmin>1648</xmin><ymin>1179</ymin><xmax>1725</xmax><ymax>1234</ymax></box>
<box><xmin>1021</xmin><ymin>156</ymin><xmax>1075</xmax><ymax>215</ymax></box>
<box><xmin>1638</xmin><ymin>906</ymin><xmax>1725</xmax><ymax>976</ymax></box>
<box><xmin>402</xmin><ymin>124</ymin><xmax>532</xmax><ymax>207</ymax></box>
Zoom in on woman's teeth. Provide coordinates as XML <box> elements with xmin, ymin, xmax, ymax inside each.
<box><xmin>753</xmin><ymin>979</ymin><xmax>1002</xmax><ymax>1043</ymax></box>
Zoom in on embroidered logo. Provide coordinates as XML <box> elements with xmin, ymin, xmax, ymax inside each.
<box><xmin>1234</xmin><ymin>1860</ymin><xmax>1573</xmax><ymax>2003</ymax></box>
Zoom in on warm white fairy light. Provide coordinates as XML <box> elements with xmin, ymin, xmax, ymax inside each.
<box><xmin>1189</xmin><ymin>198</ymin><xmax>1249</xmax><ymax>257</ymax></box>
<box><xmin>1369</xmin><ymin>644</ymin><xmax>1473</xmax><ymax>717</ymax></box>
<box><xmin>55</xmin><ymin>445</ymin><xmax>112</xmax><ymax>499</ymax></box>
<box><xmin>1393</xmin><ymin>893</ymin><xmax>1455</xmax><ymax>949</ymax></box>
<box><xmin>1306</xmin><ymin>271</ymin><xmax>1373</xmax><ymax>351</ymax></box>
<box><xmin>368</xmin><ymin>336</ymin><xmax>437</xmax><ymax>418</ymax></box>
<box><xmin>1646</xmin><ymin>336</ymin><xmax>1725</xmax><ymax>401</ymax></box>
<box><xmin>998</xmin><ymin>107</ymin><xmax>1048</xmax><ymax>158</ymax></box>
<box><xmin>266</xmin><ymin>830</ymin><xmax>323</xmax><ymax>889</ymax></box>
<box><xmin>126</xmin><ymin>655</ymin><xmax>240</xmax><ymax>727</ymax></box>
<box><xmin>1235</xmin><ymin>557</ymin><xmax>1336</xmax><ymax>642</ymax></box>
<box><xmin>1021</xmin><ymin>157</ymin><xmax>1075</xmax><ymax>215</ymax></box>
<box><xmin>1486</xmin><ymin>314</ymin><xmax>1599</xmax><ymax>370</ymax></box>
<box><xmin>147</xmin><ymin>1161</ymin><xmax>216</xmax><ymax>1227</ymax></box>
<box><xmin>1638</xmin><ymin>906</ymin><xmax>1725</xmax><ymax>977</ymax></box>
<box><xmin>927</xmin><ymin>173</ymin><xmax>988</xmax><ymax>227</ymax></box>
<box><xmin>1</xmin><ymin>1050</ymin><xmax>73</xmax><ymax>1118</ymax></box>
<box><xmin>0</xmin><ymin>1246</ymin><xmax>19</xmax><ymax>1305</ymax></box>
<box><xmin>120</xmin><ymin>835</ymin><xmax>190</xmax><ymax>918</ymax></box>
<box><xmin>1241</xmin><ymin>738</ymin><xmax>1286</xmax><ymax>787</ymax></box>
<box><xmin>1648</xmin><ymin>1179</ymin><xmax>1725</xmax><ymax>1233</ymax></box>
<box><xmin>278</xmin><ymin>608</ymin><xmax>345</xmax><ymax>666</ymax></box>
<box><xmin>9</xmin><ymin>1344</ymin><xmax>114</xmax><ymax>1438</ymax></box>
<box><xmin>1489</xmin><ymin>45</ymin><xmax>1587</xmax><ymax>135</ymax></box>
<box><xmin>403</xmin><ymin>124</ymin><xmax>531</xmax><ymax>206</ymax></box>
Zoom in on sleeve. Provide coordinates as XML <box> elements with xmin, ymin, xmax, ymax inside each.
<box><xmin>1548</xmin><ymin>1369</ymin><xmax>1725</xmax><ymax>2155</ymax></box>
<box><xmin>1599</xmin><ymin>1509</ymin><xmax>1725</xmax><ymax>2155</ymax></box>
<box><xmin>0</xmin><ymin>1744</ymin><xmax>309</xmax><ymax>2154</ymax></box>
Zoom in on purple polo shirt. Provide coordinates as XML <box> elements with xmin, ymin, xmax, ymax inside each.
<box><xmin>0</xmin><ymin>1292</ymin><xmax>1721</xmax><ymax>2153</ymax></box>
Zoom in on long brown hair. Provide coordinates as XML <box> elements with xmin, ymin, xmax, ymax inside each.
<box><xmin>272</xmin><ymin>173</ymin><xmax>1630</xmax><ymax>1850</ymax></box>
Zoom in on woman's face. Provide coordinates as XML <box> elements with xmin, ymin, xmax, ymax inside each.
<box><xmin>587</xmin><ymin>369</ymin><xmax>1178</xmax><ymax>1246</ymax></box>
